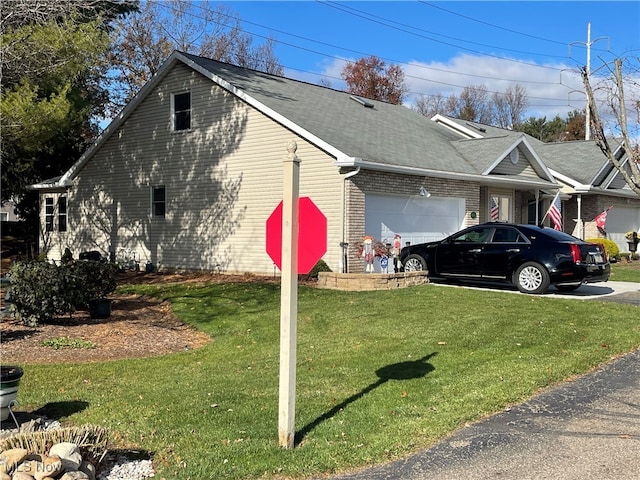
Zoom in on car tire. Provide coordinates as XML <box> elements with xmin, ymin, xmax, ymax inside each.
<box><xmin>514</xmin><ymin>262</ymin><xmax>550</xmax><ymax>294</ymax></box>
<box><xmin>403</xmin><ymin>254</ymin><xmax>427</xmax><ymax>272</ymax></box>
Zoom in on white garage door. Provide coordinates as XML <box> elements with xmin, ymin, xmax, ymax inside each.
<box><xmin>365</xmin><ymin>193</ymin><xmax>465</xmax><ymax>247</ymax></box>
<box><xmin>605</xmin><ymin>206</ymin><xmax>640</xmax><ymax>252</ymax></box>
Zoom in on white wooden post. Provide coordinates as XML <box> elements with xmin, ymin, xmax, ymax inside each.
<box><xmin>278</xmin><ymin>140</ymin><xmax>299</xmax><ymax>448</ymax></box>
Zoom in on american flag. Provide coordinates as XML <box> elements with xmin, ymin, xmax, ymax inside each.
<box><xmin>546</xmin><ymin>193</ymin><xmax>562</xmax><ymax>231</ymax></box>
<box><xmin>490</xmin><ymin>197</ymin><xmax>499</xmax><ymax>221</ymax></box>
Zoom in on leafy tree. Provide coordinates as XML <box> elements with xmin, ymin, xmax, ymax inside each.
<box><xmin>1</xmin><ymin>2</ymin><xmax>135</xmax><ymax>233</ymax></box>
<box><xmin>582</xmin><ymin>58</ymin><xmax>640</xmax><ymax>196</ymax></box>
<box><xmin>107</xmin><ymin>0</ymin><xmax>283</xmax><ymax>112</ymax></box>
<box><xmin>341</xmin><ymin>55</ymin><xmax>407</xmax><ymax>105</ymax></box>
<box><xmin>564</xmin><ymin>110</ymin><xmax>587</xmax><ymax>141</ymax></box>
<box><xmin>519</xmin><ymin>114</ymin><xmax>570</xmax><ymax>143</ymax></box>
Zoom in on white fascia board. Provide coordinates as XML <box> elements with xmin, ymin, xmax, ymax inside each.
<box><xmin>482</xmin><ymin>136</ymin><xmax>524</xmax><ymax>175</ymax></box>
<box><xmin>430</xmin><ymin>114</ymin><xmax>484</xmax><ymax>139</ymax></box>
<box><xmin>178</xmin><ymin>53</ymin><xmax>351</xmax><ymax>164</ymax></box>
<box><xmin>350</xmin><ymin>159</ymin><xmax>556</xmax><ymax>189</ymax></box>
<box><xmin>548</xmin><ymin>168</ymin><xmax>585</xmax><ymax>189</ymax></box>
<box><xmin>480</xmin><ymin>136</ymin><xmax>556</xmax><ymax>184</ymax></box>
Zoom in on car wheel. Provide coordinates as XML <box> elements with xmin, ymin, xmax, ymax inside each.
<box><xmin>403</xmin><ymin>254</ymin><xmax>427</xmax><ymax>272</ymax></box>
<box><xmin>514</xmin><ymin>262</ymin><xmax>550</xmax><ymax>294</ymax></box>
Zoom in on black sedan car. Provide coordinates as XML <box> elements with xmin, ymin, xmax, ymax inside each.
<box><xmin>399</xmin><ymin>223</ymin><xmax>610</xmax><ymax>294</ymax></box>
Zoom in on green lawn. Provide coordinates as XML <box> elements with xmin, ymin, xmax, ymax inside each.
<box><xmin>610</xmin><ymin>259</ymin><xmax>640</xmax><ymax>283</ymax></box>
<box><xmin>16</xmin><ymin>278</ymin><xmax>640</xmax><ymax>479</ymax></box>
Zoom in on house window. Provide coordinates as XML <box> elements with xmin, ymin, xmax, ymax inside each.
<box><xmin>58</xmin><ymin>196</ymin><xmax>67</xmax><ymax>232</ymax></box>
<box><xmin>0</xmin><ymin>212</ymin><xmax>7</xmax><ymax>222</ymax></box>
<box><xmin>152</xmin><ymin>186</ymin><xmax>166</xmax><ymax>218</ymax></box>
<box><xmin>489</xmin><ymin>195</ymin><xmax>511</xmax><ymax>222</ymax></box>
<box><xmin>173</xmin><ymin>92</ymin><xmax>191</xmax><ymax>131</ymax></box>
<box><xmin>45</xmin><ymin>197</ymin><xmax>54</xmax><ymax>232</ymax></box>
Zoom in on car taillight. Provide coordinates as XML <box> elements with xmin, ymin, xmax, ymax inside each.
<box><xmin>570</xmin><ymin>244</ymin><xmax>582</xmax><ymax>263</ymax></box>
<box><xmin>598</xmin><ymin>243</ymin><xmax>608</xmax><ymax>262</ymax></box>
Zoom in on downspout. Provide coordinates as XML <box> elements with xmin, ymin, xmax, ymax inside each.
<box><xmin>341</xmin><ymin>166</ymin><xmax>361</xmax><ymax>273</ymax></box>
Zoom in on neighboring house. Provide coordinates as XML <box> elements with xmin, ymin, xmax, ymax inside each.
<box><xmin>31</xmin><ymin>51</ymin><xmax>640</xmax><ymax>274</ymax></box>
<box><xmin>0</xmin><ymin>200</ymin><xmax>20</xmax><ymax>223</ymax></box>
<box><xmin>436</xmin><ymin>116</ymin><xmax>640</xmax><ymax>254</ymax></box>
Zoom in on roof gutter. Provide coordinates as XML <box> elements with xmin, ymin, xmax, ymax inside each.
<box><xmin>337</xmin><ymin>158</ymin><xmax>558</xmax><ymax>189</ymax></box>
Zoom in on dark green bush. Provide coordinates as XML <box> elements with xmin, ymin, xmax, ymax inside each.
<box><xmin>586</xmin><ymin>238</ymin><xmax>620</xmax><ymax>260</ymax></box>
<box><xmin>8</xmin><ymin>259</ymin><xmax>117</xmax><ymax>326</ymax></box>
<box><xmin>300</xmin><ymin>259</ymin><xmax>332</xmax><ymax>281</ymax></box>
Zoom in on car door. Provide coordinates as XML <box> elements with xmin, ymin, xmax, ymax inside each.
<box><xmin>434</xmin><ymin>226</ymin><xmax>494</xmax><ymax>278</ymax></box>
<box><xmin>478</xmin><ymin>226</ymin><xmax>528</xmax><ymax>280</ymax></box>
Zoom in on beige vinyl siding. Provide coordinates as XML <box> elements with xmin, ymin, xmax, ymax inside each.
<box><xmin>57</xmin><ymin>63</ymin><xmax>343</xmax><ymax>274</ymax></box>
<box><xmin>492</xmin><ymin>148</ymin><xmax>541</xmax><ymax>179</ymax></box>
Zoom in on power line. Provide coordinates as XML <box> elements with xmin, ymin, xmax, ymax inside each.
<box><xmin>148</xmin><ymin>1</ymin><xmax>588</xmax><ymax>107</ymax></box>
<box><xmin>319</xmin><ymin>0</ymin><xmax>571</xmax><ymax>64</ymax></box>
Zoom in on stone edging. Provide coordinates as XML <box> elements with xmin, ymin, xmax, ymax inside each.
<box><xmin>317</xmin><ymin>271</ymin><xmax>428</xmax><ymax>291</ymax></box>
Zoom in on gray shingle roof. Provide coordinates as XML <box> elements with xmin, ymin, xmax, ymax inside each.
<box><xmin>182</xmin><ymin>52</ymin><xmax>495</xmax><ymax>177</ymax></box>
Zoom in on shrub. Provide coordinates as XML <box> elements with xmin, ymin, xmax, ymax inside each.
<box><xmin>586</xmin><ymin>238</ymin><xmax>619</xmax><ymax>260</ymax></box>
<box><xmin>7</xmin><ymin>259</ymin><xmax>117</xmax><ymax>326</ymax></box>
<box><xmin>300</xmin><ymin>259</ymin><xmax>332</xmax><ymax>281</ymax></box>
<box><xmin>74</xmin><ymin>260</ymin><xmax>117</xmax><ymax>306</ymax></box>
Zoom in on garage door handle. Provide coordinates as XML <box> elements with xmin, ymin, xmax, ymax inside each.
<box><xmin>506</xmin><ymin>248</ymin><xmax>520</xmax><ymax>253</ymax></box>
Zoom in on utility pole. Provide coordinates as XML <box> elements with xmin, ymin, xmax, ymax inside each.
<box><xmin>570</xmin><ymin>23</ymin><xmax>608</xmax><ymax>141</ymax></box>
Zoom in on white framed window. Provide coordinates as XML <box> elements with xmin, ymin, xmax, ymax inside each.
<box><xmin>489</xmin><ymin>194</ymin><xmax>512</xmax><ymax>222</ymax></box>
<box><xmin>58</xmin><ymin>196</ymin><xmax>67</xmax><ymax>232</ymax></box>
<box><xmin>172</xmin><ymin>91</ymin><xmax>191</xmax><ymax>131</ymax></box>
<box><xmin>151</xmin><ymin>186</ymin><xmax>166</xmax><ymax>218</ymax></box>
<box><xmin>45</xmin><ymin>197</ymin><xmax>54</xmax><ymax>232</ymax></box>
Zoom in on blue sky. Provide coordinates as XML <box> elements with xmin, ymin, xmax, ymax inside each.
<box><xmin>212</xmin><ymin>1</ymin><xmax>639</xmax><ymax>120</ymax></box>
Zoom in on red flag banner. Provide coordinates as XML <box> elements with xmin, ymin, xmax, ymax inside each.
<box><xmin>594</xmin><ymin>206</ymin><xmax>613</xmax><ymax>232</ymax></box>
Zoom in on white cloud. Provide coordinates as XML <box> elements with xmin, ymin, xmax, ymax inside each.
<box><xmin>404</xmin><ymin>54</ymin><xmax>586</xmax><ymax>119</ymax></box>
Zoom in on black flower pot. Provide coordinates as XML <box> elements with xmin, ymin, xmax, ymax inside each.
<box><xmin>89</xmin><ymin>298</ymin><xmax>112</xmax><ymax>319</ymax></box>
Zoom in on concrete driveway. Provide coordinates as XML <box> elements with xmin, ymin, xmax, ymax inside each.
<box><xmin>427</xmin><ymin>280</ymin><xmax>639</xmax><ymax>304</ymax></box>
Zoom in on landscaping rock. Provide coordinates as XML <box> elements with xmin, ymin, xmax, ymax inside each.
<box><xmin>49</xmin><ymin>443</ymin><xmax>82</xmax><ymax>471</ymax></box>
<box><xmin>79</xmin><ymin>461</ymin><xmax>95</xmax><ymax>480</ymax></box>
<box><xmin>12</xmin><ymin>472</ymin><xmax>34</xmax><ymax>480</ymax></box>
<box><xmin>60</xmin><ymin>472</ymin><xmax>89</xmax><ymax>480</ymax></box>
<box><xmin>0</xmin><ymin>448</ymin><xmax>28</xmax><ymax>474</ymax></box>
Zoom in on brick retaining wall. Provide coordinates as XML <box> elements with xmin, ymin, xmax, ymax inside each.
<box><xmin>317</xmin><ymin>271</ymin><xmax>428</xmax><ymax>291</ymax></box>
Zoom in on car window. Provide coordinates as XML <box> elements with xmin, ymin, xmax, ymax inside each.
<box><xmin>453</xmin><ymin>226</ymin><xmax>493</xmax><ymax>243</ymax></box>
<box><xmin>492</xmin><ymin>227</ymin><xmax>522</xmax><ymax>243</ymax></box>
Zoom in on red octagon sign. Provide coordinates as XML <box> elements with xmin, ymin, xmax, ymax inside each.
<box><xmin>266</xmin><ymin>197</ymin><xmax>327</xmax><ymax>274</ymax></box>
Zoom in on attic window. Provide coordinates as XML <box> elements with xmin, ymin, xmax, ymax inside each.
<box><xmin>172</xmin><ymin>92</ymin><xmax>191</xmax><ymax>131</ymax></box>
<box><xmin>349</xmin><ymin>95</ymin><xmax>374</xmax><ymax>108</ymax></box>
